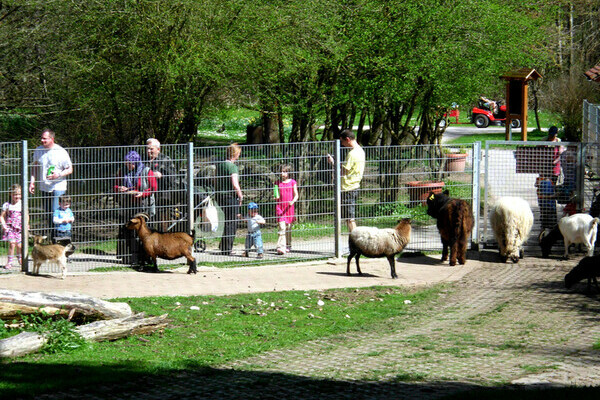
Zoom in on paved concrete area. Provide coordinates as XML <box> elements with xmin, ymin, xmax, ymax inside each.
<box><xmin>0</xmin><ymin>254</ymin><xmax>474</xmax><ymax>299</ymax></box>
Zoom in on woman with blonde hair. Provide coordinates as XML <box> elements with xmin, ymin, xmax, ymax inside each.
<box><xmin>215</xmin><ymin>143</ymin><xmax>243</xmax><ymax>255</ymax></box>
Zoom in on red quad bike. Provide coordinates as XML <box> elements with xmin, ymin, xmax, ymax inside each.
<box><xmin>470</xmin><ymin>99</ymin><xmax>521</xmax><ymax>129</ymax></box>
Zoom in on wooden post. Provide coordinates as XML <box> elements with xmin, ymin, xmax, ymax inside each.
<box><xmin>505</xmin><ymin>82</ymin><xmax>512</xmax><ymax>141</ymax></box>
<box><xmin>520</xmin><ymin>82</ymin><xmax>529</xmax><ymax>141</ymax></box>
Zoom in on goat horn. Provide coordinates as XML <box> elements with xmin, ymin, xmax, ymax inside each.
<box><xmin>133</xmin><ymin>213</ymin><xmax>150</xmax><ymax>221</ymax></box>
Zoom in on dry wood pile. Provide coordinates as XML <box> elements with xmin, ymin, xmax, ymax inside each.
<box><xmin>0</xmin><ymin>289</ymin><xmax>168</xmax><ymax>358</ymax></box>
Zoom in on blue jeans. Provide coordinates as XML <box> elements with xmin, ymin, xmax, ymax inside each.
<box><xmin>41</xmin><ymin>190</ymin><xmax>65</xmax><ymax>238</ymax></box>
<box><xmin>245</xmin><ymin>231</ymin><xmax>263</xmax><ymax>254</ymax></box>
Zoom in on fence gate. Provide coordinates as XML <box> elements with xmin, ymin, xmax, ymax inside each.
<box><xmin>481</xmin><ymin>140</ymin><xmax>589</xmax><ymax>255</ymax></box>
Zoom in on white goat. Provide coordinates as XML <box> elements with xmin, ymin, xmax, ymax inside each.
<box><xmin>31</xmin><ymin>236</ymin><xmax>75</xmax><ymax>279</ymax></box>
<box><xmin>347</xmin><ymin>218</ymin><xmax>411</xmax><ymax>279</ymax></box>
<box><xmin>489</xmin><ymin>197</ymin><xmax>534</xmax><ymax>263</ymax></box>
<box><xmin>539</xmin><ymin>214</ymin><xmax>599</xmax><ymax>259</ymax></box>
<box><xmin>559</xmin><ymin>214</ymin><xmax>600</xmax><ymax>258</ymax></box>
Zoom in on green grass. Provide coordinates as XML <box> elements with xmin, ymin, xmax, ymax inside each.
<box><xmin>196</xmin><ymin>107</ymin><xmax>260</xmax><ymax>145</ymax></box>
<box><xmin>0</xmin><ymin>285</ymin><xmax>440</xmax><ymax>398</ymax></box>
<box><xmin>447</xmin><ymin>129</ymin><xmax>549</xmax><ymax>146</ymax></box>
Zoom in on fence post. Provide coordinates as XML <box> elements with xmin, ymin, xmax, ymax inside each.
<box><xmin>583</xmin><ymin>99</ymin><xmax>589</xmax><ymax>142</ymax></box>
<box><xmin>334</xmin><ymin>139</ymin><xmax>341</xmax><ymax>258</ymax></box>
<box><xmin>578</xmin><ymin>143</ymin><xmax>586</xmax><ymax>212</ymax></box>
<box><xmin>187</xmin><ymin>142</ymin><xmax>194</xmax><ymax>234</ymax></box>
<box><xmin>471</xmin><ymin>141</ymin><xmax>481</xmax><ymax>251</ymax></box>
<box><xmin>20</xmin><ymin>140</ymin><xmax>29</xmax><ymax>272</ymax></box>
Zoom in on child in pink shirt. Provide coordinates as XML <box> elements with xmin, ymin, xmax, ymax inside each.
<box><xmin>275</xmin><ymin>164</ymin><xmax>299</xmax><ymax>254</ymax></box>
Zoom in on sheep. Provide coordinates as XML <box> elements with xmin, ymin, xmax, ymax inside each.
<box><xmin>125</xmin><ymin>214</ymin><xmax>197</xmax><ymax>274</ymax></box>
<box><xmin>489</xmin><ymin>197</ymin><xmax>534</xmax><ymax>263</ymax></box>
<box><xmin>539</xmin><ymin>213</ymin><xmax>600</xmax><ymax>259</ymax></box>
<box><xmin>347</xmin><ymin>218</ymin><xmax>411</xmax><ymax>279</ymax></box>
<box><xmin>564</xmin><ymin>255</ymin><xmax>600</xmax><ymax>293</ymax></box>
<box><xmin>426</xmin><ymin>190</ymin><xmax>473</xmax><ymax>266</ymax></box>
<box><xmin>31</xmin><ymin>235</ymin><xmax>75</xmax><ymax>279</ymax></box>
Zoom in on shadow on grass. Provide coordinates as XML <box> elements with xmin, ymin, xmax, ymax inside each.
<box><xmin>2</xmin><ymin>361</ymin><xmax>600</xmax><ymax>400</ymax></box>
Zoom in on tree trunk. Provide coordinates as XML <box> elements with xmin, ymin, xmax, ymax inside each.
<box><xmin>0</xmin><ymin>290</ymin><xmax>132</xmax><ymax>321</ymax></box>
<box><xmin>290</xmin><ymin>109</ymin><xmax>316</xmax><ymax>142</ymax></box>
<box><xmin>262</xmin><ymin>111</ymin><xmax>280</xmax><ymax>144</ymax></box>
<box><xmin>0</xmin><ymin>313</ymin><xmax>168</xmax><ymax>358</ymax></box>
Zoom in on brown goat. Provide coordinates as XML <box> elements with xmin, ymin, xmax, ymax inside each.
<box><xmin>31</xmin><ymin>235</ymin><xmax>74</xmax><ymax>279</ymax></box>
<box><xmin>125</xmin><ymin>214</ymin><xmax>197</xmax><ymax>274</ymax></box>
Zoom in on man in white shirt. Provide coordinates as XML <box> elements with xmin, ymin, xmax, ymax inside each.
<box><xmin>29</xmin><ymin>129</ymin><xmax>73</xmax><ymax>239</ymax></box>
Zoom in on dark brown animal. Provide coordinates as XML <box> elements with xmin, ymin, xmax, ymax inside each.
<box><xmin>426</xmin><ymin>190</ymin><xmax>473</xmax><ymax>266</ymax></box>
<box><xmin>565</xmin><ymin>255</ymin><xmax>600</xmax><ymax>293</ymax></box>
<box><xmin>125</xmin><ymin>214</ymin><xmax>197</xmax><ymax>274</ymax></box>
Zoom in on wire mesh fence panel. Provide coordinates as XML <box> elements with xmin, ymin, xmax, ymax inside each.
<box><xmin>6</xmin><ymin>138</ymin><xmax>482</xmax><ymax>275</ymax></box>
<box><xmin>482</xmin><ymin>141</ymin><xmax>585</xmax><ymax>255</ymax></box>
<box><xmin>27</xmin><ymin>143</ymin><xmax>188</xmax><ymax>273</ymax></box>
<box><xmin>584</xmin><ymin>142</ymin><xmax>600</xmax><ymax>218</ymax></box>
<box><xmin>360</xmin><ymin>144</ymin><xmax>476</xmax><ymax>253</ymax></box>
<box><xmin>0</xmin><ymin>142</ymin><xmax>23</xmax><ymax>272</ymax></box>
<box><xmin>583</xmin><ymin>100</ymin><xmax>600</xmax><ymax>143</ymax></box>
<box><xmin>193</xmin><ymin>142</ymin><xmax>337</xmax><ymax>265</ymax></box>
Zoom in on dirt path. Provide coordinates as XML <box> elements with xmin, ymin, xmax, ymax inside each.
<box><xmin>0</xmin><ymin>256</ymin><xmax>474</xmax><ymax>299</ymax></box>
<box><xmin>22</xmin><ymin>252</ymin><xmax>600</xmax><ymax>399</ymax></box>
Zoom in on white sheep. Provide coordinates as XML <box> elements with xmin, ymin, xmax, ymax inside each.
<box><xmin>489</xmin><ymin>197</ymin><xmax>534</xmax><ymax>263</ymax></box>
<box><xmin>347</xmin><ymin>218</ymin><xmax>411</xmax><ymax>279</ymax></box>
<box><xmin>539</xmin><ymin>213</ymin><xmax>600</xmax><ymax>259</ymax></box>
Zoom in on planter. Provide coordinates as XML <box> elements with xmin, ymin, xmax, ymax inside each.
<box><xmin>444</xmin><ymin>153</ymin><xmax>468</xmax><ymax>172</ymax></box>
<box><xmin>406</xmin><ymin>181</ymin><xmax>445</xmax><ymax>207</ymax></box>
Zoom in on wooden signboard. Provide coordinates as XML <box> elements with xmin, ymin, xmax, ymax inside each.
<box><xmin>501</xmin><ymin>69</ymin><xmax>541</xmax><ymax>141</ymax></box>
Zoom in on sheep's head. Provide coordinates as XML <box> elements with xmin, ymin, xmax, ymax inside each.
<box><xmin>538</xmin><ymin>226</ymin><xmax>562</xmax><ymax>258</ymax></box>
<box><xmin>426</xmin><ymin>190</ymin><xmax>450</xmax><ymax>219</ymax></box>
<box><xmin>125</xmin><ymin>213</ymin><xmax>149</xmax><ymax>231</ymax></box>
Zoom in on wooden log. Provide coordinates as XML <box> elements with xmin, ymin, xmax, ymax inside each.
<box><xmin>0</xmin><ymin>313</ymin><xmax>168</xmax><ymax>358</ymax></box>
<box><xmin>76</xmin><ymin>313</ymin><xmax>169</xmax><ymax>341</ymax></box>
<box><xmin>0</xmin><ymin>290</ymin><xmax>132</xmax><ymax>321</ymax></box>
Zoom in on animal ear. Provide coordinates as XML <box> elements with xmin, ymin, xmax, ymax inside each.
<box><xmin>443</xmin><ymin>190</ymin><xmax>450</xmax><ymax>195</ymax></box>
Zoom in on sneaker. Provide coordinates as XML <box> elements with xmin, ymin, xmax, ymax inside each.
<box><xmin>277</xmin><ymin>248</ymin><xmax>285</xmax><ymax>255</ymax></box>
<box><xmin>3</xmin><ymin>264</ymin><xmax>11</xmax><ymax>270</ymax></box>
<box><xmin>286</xmin><ymin>247</ymin><xmax>291</xmax><ymax>253</ymax></box>
<box><xmin>257</xmin><ymin>253</ymin><xmax>263</xmax><ymax>259</ymax></box>
<box><xmin>243</xmin><ymin>251</ymin><xmax>249</xmax><ymax>257</ymax></box>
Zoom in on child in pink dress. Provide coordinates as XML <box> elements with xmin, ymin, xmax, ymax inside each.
<box><xmin>275</xmin><ymin>164</ymin><xmax>299</xmax><ymax>254</ymax></box>
<box><xmin>1</xmin><ymin>184</ymin><xmax>23</xmax><ymax>269</ymax></box>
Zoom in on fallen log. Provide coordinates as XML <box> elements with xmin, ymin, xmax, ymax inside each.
<box><xmin>0</xmin><ymin>290</ymin><xmax>132</xmax><ymax>321</ymax></box>
<box><xmin>0</xmin><ymin>313</ymin><xmax>168</xmax><ymax>358</ymax></box>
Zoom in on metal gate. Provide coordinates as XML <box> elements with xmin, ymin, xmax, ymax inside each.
<box><xmin>481</xmin><ymin>140</ymin><xmax>600</xmax><ymax>255</ymax></box>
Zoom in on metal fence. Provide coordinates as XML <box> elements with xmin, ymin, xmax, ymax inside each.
<box><xmin>481</xmin><ymin>140</ymin><xmax>600</xmax><ymax>254</ymax></box>
<box><xmin>0</xmin><ymin>140</ymin><xmax>479</xmax><ymax>275</ymax></box>
<box><xmin>583</xmin><ymin>99</ymin><xmax>600</xmax><ymax>143</ymax></box>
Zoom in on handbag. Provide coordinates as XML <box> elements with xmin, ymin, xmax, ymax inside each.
<box><xmin>201</xmin><ymin>197</ymin><xmax>219</xmax><ymax>232</ymax></box>
<box><xmin>556</xmin><ymin>167</ymin><xmax>565</xmax><ymax>186</ymax></box>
